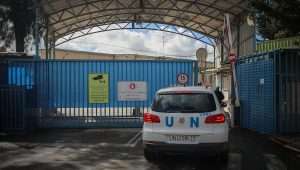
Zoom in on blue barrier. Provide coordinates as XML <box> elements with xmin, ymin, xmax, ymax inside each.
<box><xmin>4</xmin><ymin>59</ymin><xmax>196</xmax><ymax>128</ymax></box>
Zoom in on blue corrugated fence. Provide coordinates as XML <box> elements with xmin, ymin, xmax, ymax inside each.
<box><xmin>237</xmin><ymin>49</ymin><xmax>300</xmax><ymax>134</ymax></box>
<box><xmin>3</xmin><ymin>59</ymin><xmax>196</xmax><ymax>128</ymax></box>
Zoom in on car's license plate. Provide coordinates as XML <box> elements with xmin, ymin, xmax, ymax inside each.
<box><xmin>167</xmin><ymin>135</ymin><xmax>198</xmax><ymax>144</ymax></box>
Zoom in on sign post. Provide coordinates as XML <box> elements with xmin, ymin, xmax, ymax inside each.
<box><xmin>223</xmin><ymin>14</ymin><xmax>240</xmax><ymax>107</ymax></box>
<box><xmin>229</xmin><ymin>53</ymin><xmax>240</xmax><ymax>107</ymax></box>
<box><xmin>223</xmin><ymin>14</ymin><xmax>240</xmax><ymax>127</ymax></box>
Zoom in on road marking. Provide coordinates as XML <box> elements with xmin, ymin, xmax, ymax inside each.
<box><xmin>131</xmin><ymin>135</ymin><xmax>141</xmax><ymax>147</ymax></box>
<box><xmin>126</xmin><ymin>131</ymin><xmax>142</xmax><ymax>147</ymax></box>
<box><xmin>227</xmin><ymin>153</ymin><xmax>242</xmax><ymax>170</ymax></box>
<box><xmin>264</xmin><ymin>154</ymin><xmax>287</xmax><ymax>170</ymax></box>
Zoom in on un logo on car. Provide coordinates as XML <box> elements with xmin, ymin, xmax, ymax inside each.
<box><xmin>178</xmin><ymin>117</ymin><xmax>185</xmax><ymax>124</ymax></box>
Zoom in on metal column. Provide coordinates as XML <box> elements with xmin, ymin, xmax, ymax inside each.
<box><xmin>34</xmin><ymin>0</ymin><xmax>40</xmax><ymax>59</ymax></box>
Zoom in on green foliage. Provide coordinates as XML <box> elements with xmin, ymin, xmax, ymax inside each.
<box><xmin>251</xmin><ymin>0</ymin><xmax>300</xmax><ymax>39</ymax></box>
<box><xmin>0</xmin><ymin>0</ymin><xmax>36</xmax><ymax>51</ymax></box>
<box><xmin>0</xmin><ymin>5</ymin><xmax>14</xmax><ymax>48</ymax></box>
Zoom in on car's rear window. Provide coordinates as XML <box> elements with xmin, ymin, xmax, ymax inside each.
<box><xmin>152</xmin><ymin>93</ymin><xmax>216</xmax><ymax>113</ymax></box>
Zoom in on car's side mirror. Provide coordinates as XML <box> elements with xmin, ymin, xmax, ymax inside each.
<box><xmin>221</xmin><ymin>102</ymin><xmax>227</xmax><ymax>107</ymax></box>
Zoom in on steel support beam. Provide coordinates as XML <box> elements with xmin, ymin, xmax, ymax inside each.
<box><xmin>51</xmin><ymin>12</ymin><xmax>219</xmax><ymax>37</ymax></box>
<box><xmin>54</xmin><ymin>22</ymin><xmax>215</xmax><ymax>47</ymax></box>
<box><xmin>39</xmin><ymin>0</ymin><xmax>249</xmax><ymax>55</ymax></box>
<box><xmin>35</xmin><ymin>0</ymin><xmax>40</xmax><ymax>59</ymax></box>
<box><xmin>237</xmin><ymin>17</ymin><xmax>241</xmax><ymax>57</ymax></box>
<box><xmin>45</xmin><ymin>19</ymin><xmax>49</xmax><ymax>59</ymax></box>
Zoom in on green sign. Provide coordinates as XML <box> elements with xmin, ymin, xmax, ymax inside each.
<box><xmin>88</xmin><ymin>73</ymin><xmax>109</xmax><ymax>103</ymax></box>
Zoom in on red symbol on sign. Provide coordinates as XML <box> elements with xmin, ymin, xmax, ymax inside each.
<box><xmin>229</xmin><ymin>53</ymin><xmax>236</xmax><ymax>64</ymax></box>
<box><xmin>177</xmin><ymin>73</ymin><xmax>188</xmax><ymax>85</ymax></box>
<box><xmin>178</xmin><ymin>117</ymin><xmax>185</xmax><ymax>124</ymax></box>
<box><xmin>129</xmin><ymin>83</ymin><xmax>136</xmax><ymax>90</ymax></box>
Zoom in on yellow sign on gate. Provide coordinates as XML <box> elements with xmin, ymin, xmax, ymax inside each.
<box><xmin>88</xmin><ymin>73</ymin><xmax>109</xmax><ymax>103</ymax></box>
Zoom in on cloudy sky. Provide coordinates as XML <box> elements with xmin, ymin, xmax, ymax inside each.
<box><xmin>56</xmin><ymin>30</ymin><xmax>215</xmax><ymax>61</ymax></box>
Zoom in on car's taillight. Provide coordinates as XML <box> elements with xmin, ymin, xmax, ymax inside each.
<box><xmin>205</xmin><ymin>113</ymin><xmax>225</xmax><ymax>124</ymax></box>
<box><xmin>144</xmin><ymin>113</ymin><xmax>160</xmax><ymax>123</ymax></box>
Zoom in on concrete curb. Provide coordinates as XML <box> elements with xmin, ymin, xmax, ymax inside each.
<box><xmin>270</xmin><ymin>137</ymin><xmax>300</xmax><ymax>153</ymax></box>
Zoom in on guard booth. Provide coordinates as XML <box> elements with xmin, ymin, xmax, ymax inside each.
<box><xmin>0</xmin><ymin>58</ymin><xmax>197</xmax><ymax>130</ymax></box>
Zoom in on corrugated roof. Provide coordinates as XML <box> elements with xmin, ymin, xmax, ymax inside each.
<box><xmin>41</xmin><ymin>0</ymin><xmax>249</xmax><ymax>44</ymax></box>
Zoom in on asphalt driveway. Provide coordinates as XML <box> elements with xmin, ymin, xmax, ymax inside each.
<box><xmin>0</xmin><ymin>128</ymin><xmax>299</xmax><ymax>170</ymax></box>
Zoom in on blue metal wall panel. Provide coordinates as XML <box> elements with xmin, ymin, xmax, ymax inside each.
<box><xmin>237</xmin><ymin>56</ymin><xmax>275</xmax><ymax>134</ymax></box>
<box><xmin>276</xmin><ymin>49</ymin><xmax>300</xmax><ymax>134</ymax></box>
<box><xmin>238</xmin><ymin>49</ymin><xmax>300</xmax><ymax>134</ymax></box>
<box><xmin>5</xmin><ymin>59</ymin><xmax>195</xmax><ymax>128</ymax></box>
<box><xmin>262</xmin><ymin>60</ymin><xmax>275</xmax><ymax>133</ymax></box>
<box><xmin>237</xmin><ymin>62</ymin><xmax>249</xmax><ymax>129</ymax></box>
<box><xmin>35</xmin><ymin>60</ymin><xmax>194</xmax><ymax>108</ymax></box>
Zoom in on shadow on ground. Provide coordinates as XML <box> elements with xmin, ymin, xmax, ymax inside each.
<box><xmin>0</xmin><ymin>129</ymin><xmax>228</xmax><ymax>170</ymax></box>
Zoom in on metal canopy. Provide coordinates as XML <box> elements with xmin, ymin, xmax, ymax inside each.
<box><xmin>40</xmin><ymin>0</ymin><xmax>249</xmax><ymax>47</ymax></box>
<box><xmin>56</xmin><ymin>22</ymin><xmax>216</xmax><ymax>46</ymax></box>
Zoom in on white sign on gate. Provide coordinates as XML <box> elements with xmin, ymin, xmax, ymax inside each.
<box><xmin>118</xmin><ymin>81</ymin><xmax>147</xmax><ymax>101</ymax></box>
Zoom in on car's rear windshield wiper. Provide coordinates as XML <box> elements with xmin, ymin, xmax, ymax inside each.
<box><xmin>179</xmin><ymin>110</ymin><xmax>199</xmax><ymax>113</ymax></box>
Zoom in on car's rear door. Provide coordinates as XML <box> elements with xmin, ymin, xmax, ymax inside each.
<box><xmin>149</xmin><ymin>91</ymin><xmax>221</xmax><ymax>144</ymax></box>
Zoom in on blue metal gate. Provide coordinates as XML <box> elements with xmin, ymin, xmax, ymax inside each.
<box><xmin>237</xmin><ymin>55</ymin><xmax>275</xmax><ymax>134</ymax></box>
<box><xmin>3</xmin><ymin>59</ymin><xmax>196</xmax><ymax>128</ymax></box>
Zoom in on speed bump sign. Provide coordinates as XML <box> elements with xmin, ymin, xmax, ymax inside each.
<box><xmin>177</xmin><ymin>73</ymin><xmax>189</xmax><ymax>85</ymax></box>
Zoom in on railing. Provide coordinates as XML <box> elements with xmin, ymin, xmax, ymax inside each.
<box><xmin>256</xmin><ymin>36</ymin><xmax>300</xmax><ymax>53</ymax></box>
<box><xmin>0</xmin><ymin>86</ymin><xmax>27</xmax><ymax>133</ymax></box>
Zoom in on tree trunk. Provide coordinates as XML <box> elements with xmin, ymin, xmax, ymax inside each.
<box><xmin>13</xmin><ymin>0</ymin><xmax>27</xmax><ymax>52</ymax></box>
<box><xmin>15</xmin><ymin>23</ymin><xmax>26</xmax><ymax>52</ymax></box>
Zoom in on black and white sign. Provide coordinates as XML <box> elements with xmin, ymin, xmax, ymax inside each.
<box><xmin>177</xmin><ymin>73</ymin><xmax>189</xmax><ymax>85</ymax></box>
<box><xmin>118</xmin><ymin>81</ymin><xmax>147</xmax><ymax>101</ymax></box>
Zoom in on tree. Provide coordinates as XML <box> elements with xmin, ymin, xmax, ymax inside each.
<box><xmin>251</xmin><ymin>0</ymin><xmax>300</xmax><ymax>39</ymax></box>
<box><xmin>0</xmin><ymin>5</ymin><xmax>13</xmax><ymax>49</ymax></box>
<box><xmin>0</xmin><ymin>0</ymin><xmax>36</xmax><ymax>52</ymax></box>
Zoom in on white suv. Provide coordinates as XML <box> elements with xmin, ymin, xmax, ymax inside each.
<box><xmin>142</xmin><ymin>86</ymin><xmax>229</xmax><ymax>161</ymax></box>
